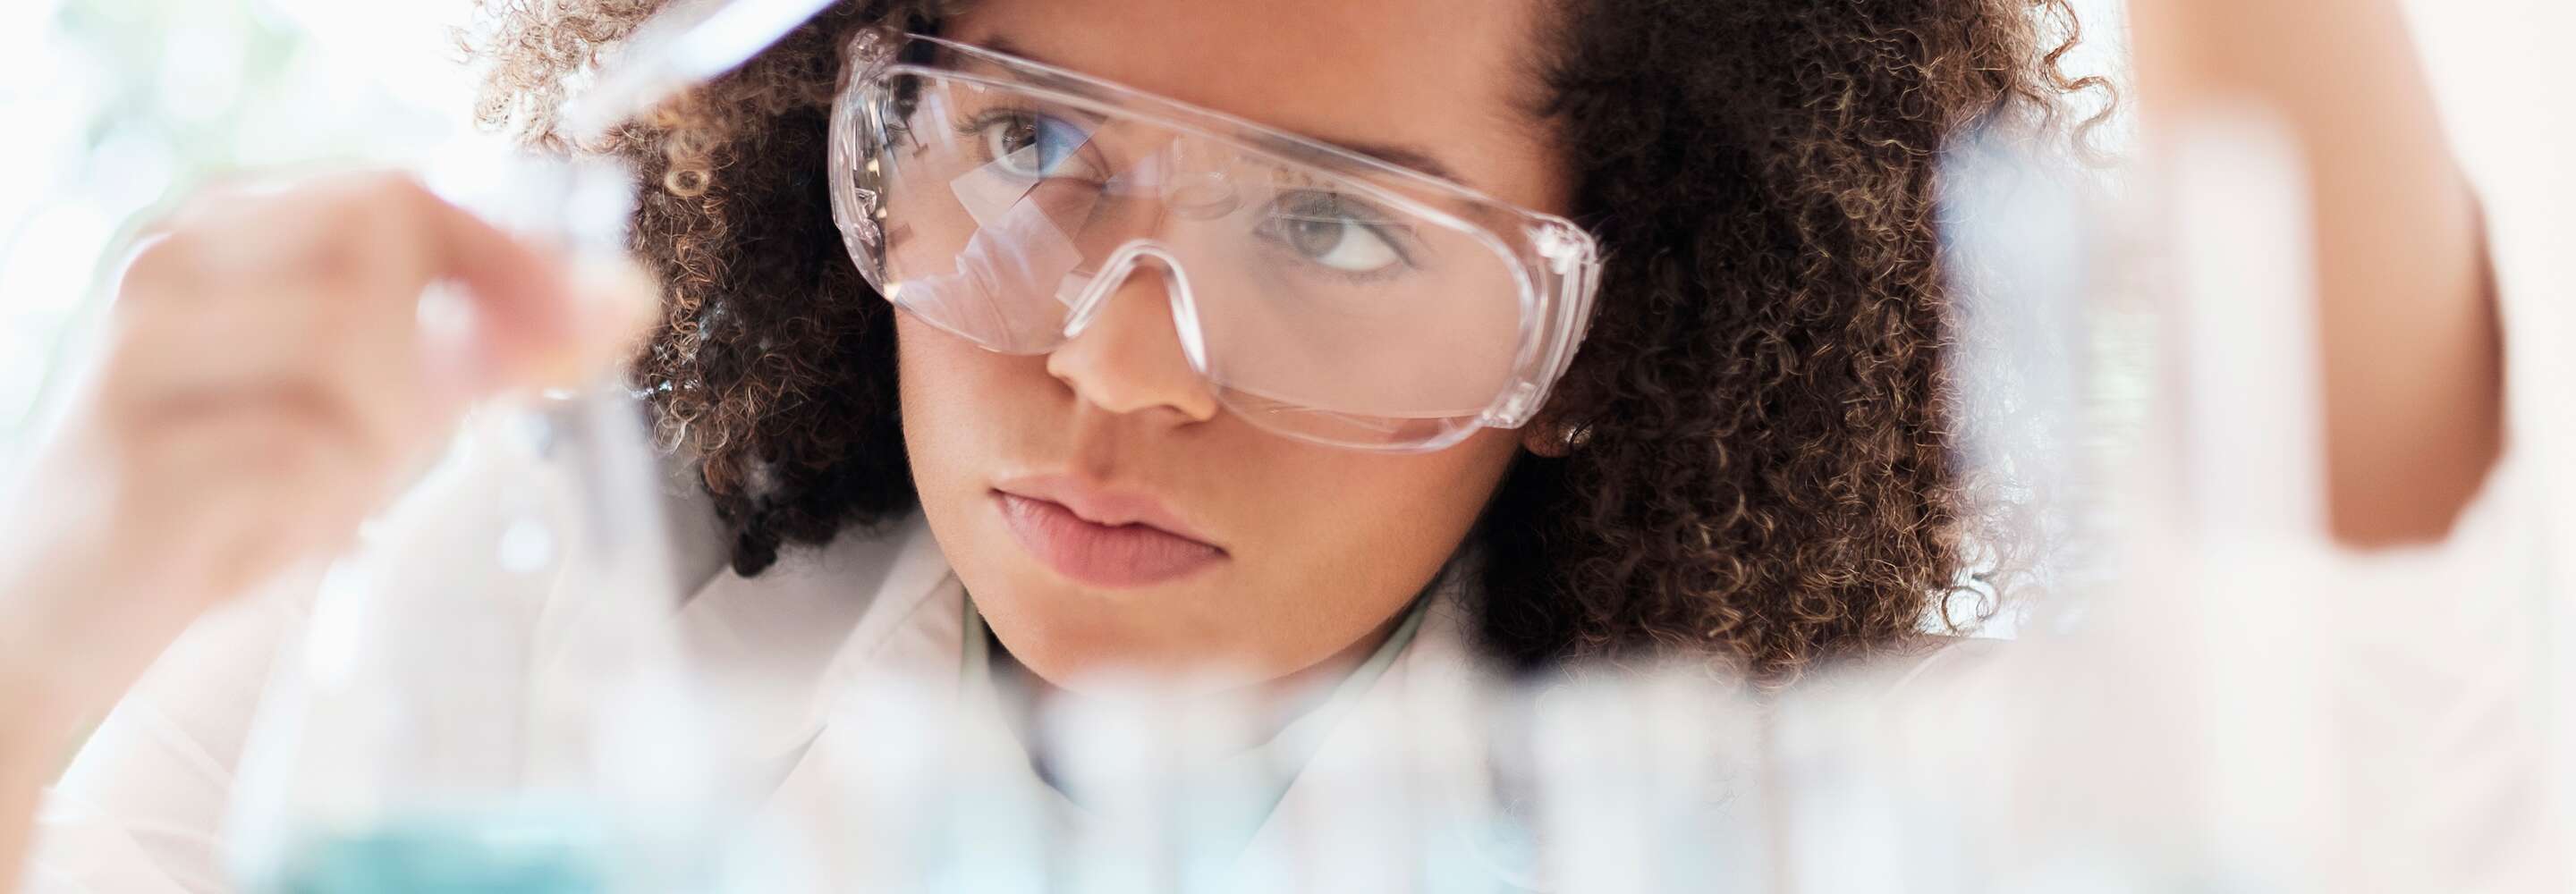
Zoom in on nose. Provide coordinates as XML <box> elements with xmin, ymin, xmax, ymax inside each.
<box><xmin>1045</xmin><ymin>254</ymin><xmax>1222</xmax><ymax>425</ymax></box>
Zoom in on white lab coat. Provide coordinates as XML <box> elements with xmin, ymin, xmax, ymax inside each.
<box><xmin>20</xmin><ymin>481</ymin><xmax>1560</xmax><ymax>892</ymax></box>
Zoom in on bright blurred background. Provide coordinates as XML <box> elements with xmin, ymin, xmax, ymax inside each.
<box><xmin>0</xmin><ymin>0</ymin><xmax>480</xmax><ymax>468</ymax></box>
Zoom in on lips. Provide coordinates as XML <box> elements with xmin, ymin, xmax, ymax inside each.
<box><xmin>991</xmin><ymin>477</ymin><xmax>1225</xmax><ymax>588</ymax></box>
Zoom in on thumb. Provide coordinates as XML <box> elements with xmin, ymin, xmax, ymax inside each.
<box><xmin>415</xmin><ymin>250</ymin><xmax>660</xmax><ymax>405</ymax></box>
<box><xmin>503</xmin><ymin>253</ymin><xmax>663</xmax><ymax>391</ymax></box>
<box><xmin>407</xmin><ymin>181</ymin><xmax>659</xmax><ymax>396</ymax></box>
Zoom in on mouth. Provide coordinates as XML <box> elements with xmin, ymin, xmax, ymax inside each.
<box><xmin>990</xmin><ymin>477</ymin><xmax>1226</xmax><ymax>588</ymax></box>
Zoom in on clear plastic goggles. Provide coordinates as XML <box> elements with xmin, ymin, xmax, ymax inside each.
<box><xmin>828</xmin><ymin>29</ymin><xmax>1601</xmax><ymax>452</ymax></box>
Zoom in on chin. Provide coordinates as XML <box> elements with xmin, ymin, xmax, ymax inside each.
<box><xmin>962</xmin><ymin>567</ymin><xmax>1280</xmax><ymax>692</ymax></box>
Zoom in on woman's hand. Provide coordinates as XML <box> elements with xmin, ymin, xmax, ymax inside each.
<box><xmin>0</xmin><ymin>170</ymin><xmax>655</xmax><ymax>732</ymax></box>
<box><xmin>2130</xmin><ymin>0</ymin><xmax>2503</xmax><ymax>545</ymax></box>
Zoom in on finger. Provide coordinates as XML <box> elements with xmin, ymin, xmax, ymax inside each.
<box><xmin>108</xmin><ymin>236</ymin><xmax>429</xmax><ymax>485</ymax></box>
<box><xmin>405</xmin><ymin>182</ymin><xmax>657</xmax><ymax>392</ymax></box>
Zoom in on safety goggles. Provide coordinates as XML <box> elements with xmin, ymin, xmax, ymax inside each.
<box><xmin>827</xmin><ymin>29</ymin><xmax>1601</xmax><ymax>452</ymax></box>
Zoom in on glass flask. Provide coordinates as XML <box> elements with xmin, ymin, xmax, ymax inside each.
<box><xmin>224</xmin><ymin>156</ymin><xmax>724</xmax><ymax>894</ymax></box>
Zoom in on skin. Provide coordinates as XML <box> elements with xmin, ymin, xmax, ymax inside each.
<box><xmin>0</xmin><ymin>173</ymin><xmax>657</xmax><ymax>886</ymax></box>
<box><xmin>901</xmin><ymin>0</ymin><xmax>1569</xmax><ymax>690</ymax></box>
<box><xmin>2129</xmin><ymin>0</ymin><xmax>2502</xmax><ymax>546</ymax></box>
<box><xmin>0</xmin><ymin>0</ymin><xmax>2512</xmax><ymax>886</ymax></box>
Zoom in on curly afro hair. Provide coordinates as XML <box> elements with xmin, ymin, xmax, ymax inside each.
<box><xmin>464</xmin><ymin>0</ymin><xmax>2107</xmax><ymax>682</ymax></box>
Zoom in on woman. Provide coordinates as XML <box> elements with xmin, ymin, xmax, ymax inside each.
<box><xmin>0</xmin><ymin>0</ymin><xmax>2512</xmax><ymax>889</ymax></box>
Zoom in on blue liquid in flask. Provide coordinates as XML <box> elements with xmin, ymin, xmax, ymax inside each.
<box><xmin>261</xmin><ymin>811</ymin><xmax>610</xmax><ymax>894</ymax></box>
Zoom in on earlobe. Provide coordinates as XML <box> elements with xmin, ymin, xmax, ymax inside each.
<box><xmin>1521</xmin><ymin>419</ymin><xmax>1580</xmax><ymax>458</ymax></box>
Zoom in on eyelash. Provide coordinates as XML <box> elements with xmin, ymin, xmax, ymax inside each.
<box><xmin>936</xmin><ymin>102</ymin><xmax>1424</xmax><ymax>278</ymax></box>
<box><xmin>1262</xmin><ymin>192</ymin><xmax>1421</xmax><ymax>271</ymax></box>
<box><xmin>949</xmin><ymin>104</ymin><xmax>1029</xmax><ymax>139</ymax></box>
<box><xmin>949</xmin><ymin>103</ymin><xmax>1090</xmax><ymax>170</ymax></box>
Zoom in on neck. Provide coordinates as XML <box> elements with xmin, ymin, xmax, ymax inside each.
<box><xmin>988</xmin><ymin>602</ymin><xmax>1416</xmax><ymax>750</ymax></box>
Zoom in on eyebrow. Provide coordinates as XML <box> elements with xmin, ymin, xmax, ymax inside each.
<box><xmin>1324</xmin><ymin>142</ymin><xmax>1466</xmax><ymax>187</ymax></box>
<box><xmin>970</xmin><ymin>36</ymin><xmax>1474</xmax><ymax>188</ymax></box>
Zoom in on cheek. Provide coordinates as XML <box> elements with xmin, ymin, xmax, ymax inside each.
<box><xmin>895</xmin><ymin>315</ymin><xmax>1057</xmax><ymax>512</ymax></box>
<box><xmin>1216</xmin><ymin>427</ymin><xmax>1522</xmax><ymax>641</ymax></box>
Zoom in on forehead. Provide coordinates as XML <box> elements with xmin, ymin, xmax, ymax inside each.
<box><xmin>938</xmin><ymin>0</ymin><xmax>1566</xmax><ymax>212</ymax></box>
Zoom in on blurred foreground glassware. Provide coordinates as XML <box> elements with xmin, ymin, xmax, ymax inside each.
<box><xmin>223</xmin><ymin>156</ymin><xmax>724</xmax><ymax>894</ymax></box>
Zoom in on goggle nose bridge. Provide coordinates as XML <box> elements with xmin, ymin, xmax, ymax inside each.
<box><xmin>1090</xmin><ymin>137</ymin><xmax>1245</xmax><ymax>221</ymax></box>
<box><xmin>1056</xmin><ymin>240</ymin><xmax>1214</xmax><ymax>376</ymax></box>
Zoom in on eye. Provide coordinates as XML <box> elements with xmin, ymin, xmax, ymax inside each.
<box><xmin>973</xmin><ymin>111</ymin><xmax>1095</xmax><ymax>181</ymax></box>
<box><xmin>1258</xmin><ymin>191</ymin><xmax>1412</xmax><ymax>275</ymax></box>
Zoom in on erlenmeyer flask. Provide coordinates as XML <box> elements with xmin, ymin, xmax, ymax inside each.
<box><xmin>223</xmin><ymin>156</ymin><xmax>724</xmax><ymax>894</ymax></box>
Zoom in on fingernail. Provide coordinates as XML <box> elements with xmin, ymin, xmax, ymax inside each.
<box><xmin>527</xmin><ymin>254</ymin><xmax>661</xmax><ymax>387</ymax></box>
<box><xmin>569</xmin><ymin>253</ymin><xmax>663</xmax><ymax>341</ymax></box>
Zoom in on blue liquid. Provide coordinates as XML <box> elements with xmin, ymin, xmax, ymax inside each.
<box><xmin>260</xmin><ymin>812</ymin><xmax>610</xmax><ymax>894</ymax></box>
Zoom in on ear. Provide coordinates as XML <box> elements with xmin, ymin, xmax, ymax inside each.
<box><xmin>1520</xmin><ymin>417</ymin><xmax>1580</xmax><ymax>458</ymax></box>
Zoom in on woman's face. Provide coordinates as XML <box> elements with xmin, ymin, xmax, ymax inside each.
<box><xmin>898</xmin><ymin>0</ymin><xmax>1567</xmax><ymax>687</ymax></box>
